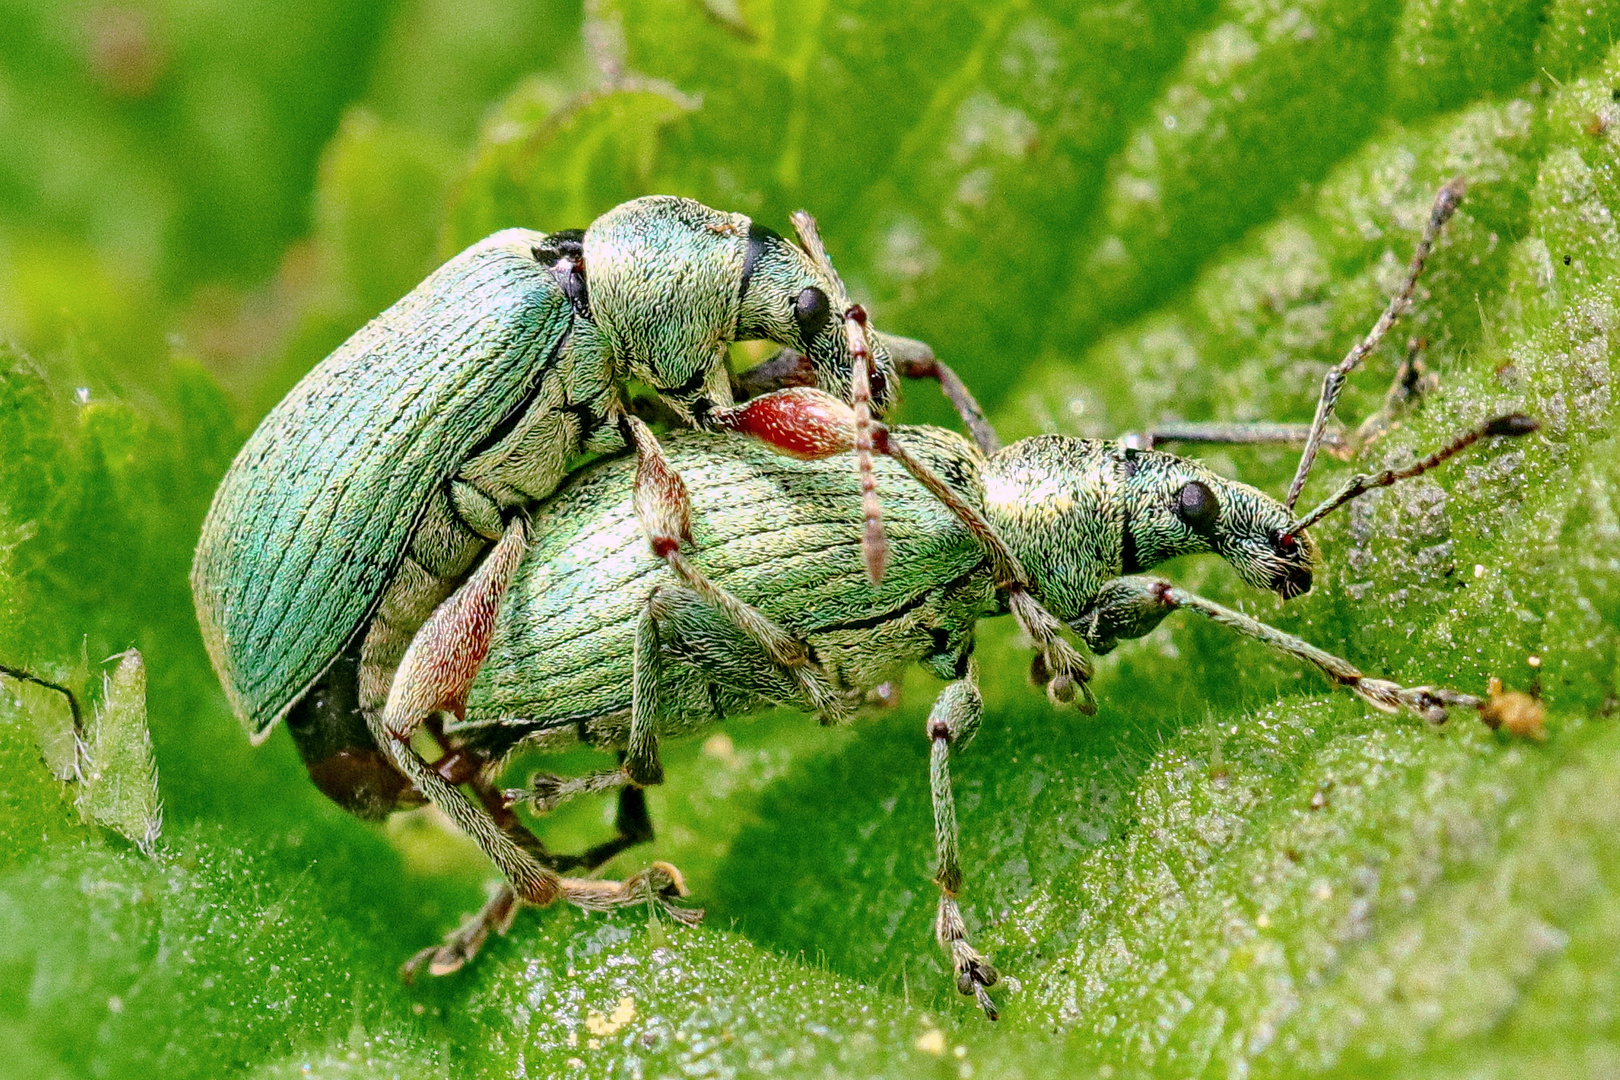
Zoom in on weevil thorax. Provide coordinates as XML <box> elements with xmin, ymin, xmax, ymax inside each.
<box><xmin>585</xmin><ymin>196</ymin><xmax>750</xmax><ymax>421</ymax></box>
<box><xmin>980</xmin><ymin>437</ymin><xmax>1126</xmax><ymax>618</ymax></box>
<box><xmin>981</xmin><ymin>437</ymin><xmax>1319</xmax><ymax>619</ymax></box>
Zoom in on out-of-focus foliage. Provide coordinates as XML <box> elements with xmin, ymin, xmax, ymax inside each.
<box><xmin>2</xmin><ymin>0</ymin><xmax>1619</xmax><ymax>1077</ymax></box>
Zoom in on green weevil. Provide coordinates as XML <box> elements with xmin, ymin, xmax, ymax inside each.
<box><xmin>376</xmin><ymin>182</ymin><xmax>1538</xmax><ymax>1018</ymax></box>
<box><xmin>189</xmin><ymin>197</ymin><xmax>1088</xmax><ymax>877</ymax></box>
<box><xmin>419</xmin><ymin>410</ymin><xmax>1532</xmax><ymax>1019</ymax></box>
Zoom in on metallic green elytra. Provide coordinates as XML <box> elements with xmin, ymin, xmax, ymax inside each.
<box><xmin>464</xmin><ymin>428</ymin><xmax>993</xmax><ymax>750</ymax></box>
<box><xmin>191</xmin><ymin>196</ymin><xmax>906</xmax><ymax>746</ymax></box>
<box><xmin>193</xmin><ymin>229</ymin><xmax>578</xmax><ymax>735</ymax></box>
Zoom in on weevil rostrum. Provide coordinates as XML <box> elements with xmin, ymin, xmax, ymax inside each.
<box><xmin>189</xmin><ymin>198</ymin><xmax>1089</xmax><ymax>887</ymax></box>
<box><xmin>384</xmin><ymin>183</ymin><xmax>1539</xmax><ymax>1019</ymax></box>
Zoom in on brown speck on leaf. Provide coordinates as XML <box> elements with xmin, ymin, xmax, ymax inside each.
<box><xmin>1479</xmin><ymin>677</ymin><xmax>1547</xmax><ymax>741</ymax></box>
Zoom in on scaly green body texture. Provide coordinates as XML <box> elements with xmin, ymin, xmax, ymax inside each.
<box><xmin>465</xmin><ymin>427</ymin><xmax>994</xmax><ymax>752</ymax></box>
<box><xmin>192</xmin><ymin>228</ymin><xmax>593</xmax><ymax>738</ymax></box>
<box><xmin>191</xmin><ymin>196</ymin><xmax>1033</xmax><ymax>820</ymax></box>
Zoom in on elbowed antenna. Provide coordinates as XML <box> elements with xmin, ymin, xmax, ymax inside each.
<box><xmin>1287</xmin><ymin>179</ymin><xmax>1468</xmax><ymax>510</ymax></box>
<box><xmin>1291</xmin><ymin>413</ymin><xmax>1538</xmax><ymax>532</ymax></box>
<box><xmin>791</xmin><ymin>209</ymin><xmax>887</xmax><ymax>583</ymax></box>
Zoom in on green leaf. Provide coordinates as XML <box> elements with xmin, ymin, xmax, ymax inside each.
<box><xmin>4</xmin><ymin>3</ymin><xmax>1620</xmax><ymax>1078</ymax></box>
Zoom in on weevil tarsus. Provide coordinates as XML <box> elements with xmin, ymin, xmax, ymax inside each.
<box><xmin>1287</xmin><ymin>178</ymin><xmax>1466</xmax><ymax>508</ymax></box>
<box><xmin>403</xmin><ymin>882</ymin><xmax>520</xmax><ymax>981</ymax></box>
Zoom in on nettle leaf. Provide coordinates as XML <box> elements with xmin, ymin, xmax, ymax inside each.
<box><xmin>3</xmin><ymin>4</ymin><xmax>1620</xmax><ymax>1078</ymax></box>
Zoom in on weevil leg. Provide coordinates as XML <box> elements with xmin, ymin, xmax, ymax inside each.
<box><xmin>626</xmin><ymin>588</ymin><xmax>667</xmax><ymax>785</ymax></box>
<box><xmin>1287</xmin><ymin>179</ymin><xmax>1465</xmax><ymax>509</ymax></box>
<box><xmin>1130</xmin><ymin>421</ymin><xmax>1348</xmax><ymax>457</ymax></box>
<box><xmin>1138</xmin><ymin>339</ymin><xmax>1436</xmax><ymax>457</ymax></box>
<box><xmin>1351</xmin><ymin>337</ymin><xmax>1439</xmax><ymax>451</ymax></box>
<box><xmin>371</xmin><ymin>517</ymin><xmax>562</xmax><ymax>902</ymax></box>
<box><xmin>705</xmin><ymin>387</ymin><xmax>1096</xmax><ymax>713</ymax></box>
<box><xmin>1072</xmin><ymin>576</ymin><xmax>1488</xmax><ymax>724</ymax></box>
<box><xmin>551</xmin><ymin>781</ymin><xmax>658</xmax><ymax>871</ymax></box>
<box><xmin>402</xmin><ymin>783</ymin><xmax>661</xmax><ymax>981</ymax></box>
<box><xmin>374</xmin><ymin>518</ymin><xmax>702</xmax><ymax>926</ymax></box>
<box><xmin>888</xmin><ymin>345</ymin><xmax>1002</xmax><ymax>455</ymax></box>
<box><xmin>401</xmin><ymin>881</ymin><xmax>521</xmax><ymax>981</ymax></box>
<box><xmin>620</xmin><ymin>414</ymin><xmax>813</xmax><ymax>672</ymax></box>
<box><xmin>732</xmin><ymin>347</ymin><xmax>818</xmax><ymax>399</ymax></box>
<box><xmin>924</xmin><ymin>665</ymin><xmax>999</xmax><ymax>1019</ymax></box>
<box><xmin>509</xmin><ymin>767</ymin><xmax>632</xmax><ymax>814</ymax></box>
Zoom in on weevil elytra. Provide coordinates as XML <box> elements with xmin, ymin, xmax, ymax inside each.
<box><xmin>382</xmin><ymin>183</ymin><xmax>1538</xmax><ymax>1018</ymax></box>
<box><xmin>190</xmin><ymin>197</ymin><xmax>1090</xmax><ymax>886</ymax></box>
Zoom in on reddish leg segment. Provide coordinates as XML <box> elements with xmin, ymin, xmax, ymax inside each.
<box><xmin>369</xmin><ymin>516</ymin><xmax>700</xmax><ymax>923</ymax></box>
<box><xmin>621</xmin><ymin>414</ymin><xmax>812</xmax><ymax>671</ymax></box>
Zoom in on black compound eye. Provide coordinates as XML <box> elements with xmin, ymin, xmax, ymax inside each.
<box><xmin>1175</xmin><ymin>480</ymin><xmax>1219</xmax><ymax>534</ymax></box>
<box><xmin>794</xmin><ymin>286</ymin><xmax>831</xmax><ymax>345</ymax></box>
<box><xmin>868</xmin><ymin>366</ymin><xmax>889</xmax><ymax>404</ymax></box>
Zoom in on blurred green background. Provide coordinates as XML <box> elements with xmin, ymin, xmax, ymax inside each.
<box><xmin>3</xmin><ymin>0</ymin><xmax>1620</xmax><ymax>1077</ymax></box>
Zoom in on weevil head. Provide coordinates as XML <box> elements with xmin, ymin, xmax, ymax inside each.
<box><xmin>730</xmin><ymin>220</ymin><xmax>898</xmax><ymax>415</ymax></box>
<box><xmin>982</xmin><ymin>437</ymin><xmax>1319</xmax><ymax>620</ymax></box>
<box><xmin>584</xmin><ymin>196</ymin><xmax>897</xmax><ymax>423</ymax></box>
<box><xmin>1114</xmin><ymin>449</ymin><xmax>1319</xmax><ymax>600</ymax></box>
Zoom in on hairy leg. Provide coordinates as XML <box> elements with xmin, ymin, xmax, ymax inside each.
<box><xmin>705</xmin><ymin>387</ymin><xmax>1096</xmax><ymax>712</ymax></box>
<box><xmin>1071</xmin><ymin>575</ymin><xmax>1486</xmax><ymax>723</ymax></box>
<box><xmin>924</xmin><ymin>666</ymin><xmax>998</xmax><ymax>1018</ymax></box>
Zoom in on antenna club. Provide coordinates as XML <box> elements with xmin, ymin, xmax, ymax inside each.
<box><xmin>1485</xmin><ymin>413</ymin><xmax>1538</xmax><ymax>437</ymax></box>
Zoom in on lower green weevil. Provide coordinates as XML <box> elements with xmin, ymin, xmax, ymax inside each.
<box><xmin>363</xmin><ymin>186</ymin><xmax>1539</xmax><ymax>1019</ymax></box>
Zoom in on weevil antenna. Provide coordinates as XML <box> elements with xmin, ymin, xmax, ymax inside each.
<box><xmin>1286</xmin><ymin>178</ymin><xmax>1466</xmax><ymax>509</ymax></box>
<box><xmin>791</xmin><ymin>210</ymin><xmax>887</xmax><ymax>582</ymax></box>
<box><xmin>1292</xmin><ymin>413</ymin><xmax>1537</xmax><ymax>532</ymax></box>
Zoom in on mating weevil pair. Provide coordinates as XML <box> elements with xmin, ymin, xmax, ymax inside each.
<box><xmin>191</xmin><ymin>195</ymin><xmax>1086</xmax><ymax>925</ymax></box>
<box><xmin>193</xmin><ymin>182</ymin><xmax>1536</xmax><ymax>1020</ymax></box>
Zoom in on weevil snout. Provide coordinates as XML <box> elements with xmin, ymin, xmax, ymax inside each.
<box><xmin>1267</xmin><ymin>529</ymin><xmax>1316</xmax><ymax>599</ymax></box>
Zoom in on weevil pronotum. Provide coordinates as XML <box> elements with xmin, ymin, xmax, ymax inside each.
<box><xmin>389</xmin><ymin>183</ymin><xmax>1539</xmax><ymax>1018</ymax></box>
<box><xmin>189</xmin><ymin>198</ymin><xmax>1090</xmax><ymax>892</ymax></box>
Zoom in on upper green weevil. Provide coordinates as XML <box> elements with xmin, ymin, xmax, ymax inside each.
<box><xmin>373</xmin><ymin>185</ymin><xmax>1538</xmax><ymax>1019</ymax></box>
<box><xmin>189</xmin><ymin>197</ymin><xmax>1090</xmax><ymax>876</ymax></box>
